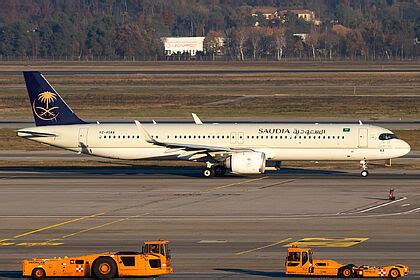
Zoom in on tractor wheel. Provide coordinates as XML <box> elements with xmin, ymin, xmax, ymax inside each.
<box><xmin>31</xmin><ymin>268</ymin><xmax>46</xmax><ymax>280</ymax></box>
<box><xmin>389</xmin><ymin>268</ymin><xmax>400</xmax><ymax>279</ymax></box>
<box><xmin>92</xmin><ymin>257</ymin><xmax>117</xmax><ymax>279</ymax></box>
<box><xmin>340</xmin><ymin>266</ymin><xmax>353</xmax><ymax>278</ymax></box>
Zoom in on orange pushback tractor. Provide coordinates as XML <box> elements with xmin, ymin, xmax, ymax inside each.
<box><xmin>285</xmin><ymin>247</ymin><xmax>355</xmax><ymax>277</ymax></box>
<box><xmin>22</xmin><ymin>240</ymin><xmax>173</xmax><ymax>279</ymax></box>
<box><xmin>284</xmin><ymin>247</ymin><xmax>408</xmax><ymax>278</ymax></box>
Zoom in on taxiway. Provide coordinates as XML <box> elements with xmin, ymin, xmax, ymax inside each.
<box><xmin>0</xmin><ymin>169</ymin><xmax>419</xmax><ymax>279</ymax></box>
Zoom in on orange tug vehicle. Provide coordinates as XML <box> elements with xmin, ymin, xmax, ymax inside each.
<box><xmin>285</xmin><ymin>247</ymin><xmax>408</xmax><ymax>278</ymax></box>
<box><xmin>22</xmin><ymin>240</ymin><xmax>173</xmax><ymax>279</ymax></box>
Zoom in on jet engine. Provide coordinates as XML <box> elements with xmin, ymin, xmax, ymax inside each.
<box><xmin>225</xmin><ymin>151</ymin><xmax>266</xmax><ymax>174</ymax></box>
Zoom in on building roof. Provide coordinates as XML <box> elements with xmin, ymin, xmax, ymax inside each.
<box><xmin>251</xmin><ymin>6</ymin><xmax>278</xmax><ymax>14</ymax></box>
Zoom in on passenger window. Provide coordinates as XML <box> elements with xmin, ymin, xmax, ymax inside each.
<box><xmin>103</xmin><ymin>136</ymin><xmax>106</xmax><ymax>139</ymax></box>
<box><xmin>137</xmin><ymin>136</ymin><xmax>139</xmax><ymax>138</ymax></box>
<box><xmin>127</xmin><ymin>136</ymin><xmax>130</xmax><ymax>139</ymax></box>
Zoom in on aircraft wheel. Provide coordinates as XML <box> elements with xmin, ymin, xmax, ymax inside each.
<box><xmin>31</xmin><ymin>268</ymin><xmax>46</xmax><ymax>280</ymax></box>
<box><xmin>361</xmin><ymin>170</ymin><xmax>369</xmax><ymax>177</ymax></box>
<box><xmin>93</xmin><ymin>257</ymin><xmax>117</xmax><ymax>279</ymax></box>
<box><xmin>389</xmin><ymin>268</ymin><xmax>400</xmax><ymax>279</ymax></box>
<box><xmin>203</xmin><ymin>169</ymin><xmax>213</xmax><ymax>177</ymax></box>
<box><xmin>213</xmin><ymin>165</ymin><xmax>226</xmax><ymax>177</ymax></box>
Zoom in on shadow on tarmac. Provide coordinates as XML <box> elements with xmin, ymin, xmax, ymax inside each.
<box><xmin>0</xmin><ymin>165</ymin><xmax>346</xmax><ymax>178</ymax></box>
<box><xmin>0</xmin><ymin>271</ymin><xmax>21</xmax><ymax>278</ymax></box>
<box><xmin>215</xmin><ymin>268</ymin><xmax>289</xmax><ymax>278</ymax></box>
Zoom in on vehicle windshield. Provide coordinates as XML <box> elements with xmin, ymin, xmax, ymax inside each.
<box><xmin>379</xmin><ymin>133</ymin><xmax>397</xmax><ymax>140</ymax></box>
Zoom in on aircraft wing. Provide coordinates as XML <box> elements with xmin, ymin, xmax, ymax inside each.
<box><xmin>153</xmin><ymin>141</ymin><xmax>231</xmax><ymax>152</ymax></box>
<box><xmin>134</xmin><ymin>120</ymin><xmax>247</xmax><ymax>153</ymax></box>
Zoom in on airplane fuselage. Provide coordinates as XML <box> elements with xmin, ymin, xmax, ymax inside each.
<box><xmin>18</xmin><ymin>123</ymin><xmax>410</xmax><ymax>162</ymax></box>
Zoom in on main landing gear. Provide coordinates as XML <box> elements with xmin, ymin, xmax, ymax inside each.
<box><xmin>203</xmin><ymin>164</ymin><xmax>227</xmax><ymax>177</ymax></box>
<box><xmin>360</xmin><ymin>160</ymin><xmax>369</xmax><ymax>177</ymax></box>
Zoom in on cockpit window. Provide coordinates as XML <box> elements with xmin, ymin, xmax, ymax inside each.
<box><xmin>379</xmin><ymin>133</ymin><xmax>397</xmax><ymax>140</ymax></box>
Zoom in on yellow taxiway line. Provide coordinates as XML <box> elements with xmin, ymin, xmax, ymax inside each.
<box><xmin>236</xmin><ymin>237</ymin><xmax>292</xmax><ymax>255</ymax></box>
<box><xmin>13</xmin><ymin>212</ymin><xmax>106</xmax><ymax>239</ymax></box>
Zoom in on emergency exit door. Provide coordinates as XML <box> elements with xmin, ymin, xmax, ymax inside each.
<box><xmin>78</xmin><ymin>128</ymin><xmax>89</xmax><ymax>148</ymax></box>
<box><xmin>358</xmin><ymin>128</ymin><xmax>368</xmax><ymax>148</ymax></box>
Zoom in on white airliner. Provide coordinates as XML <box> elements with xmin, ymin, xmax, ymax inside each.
<box><xmin>18</xmin><ymin>71</ymin><xmax>411</xmax><ymax>177</ymax></box>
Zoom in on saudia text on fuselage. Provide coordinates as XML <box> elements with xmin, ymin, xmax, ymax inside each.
<box><xmin>258</xmin><ymin>128</ymin><xmax>326</xmax><ymax>135</ymax></box>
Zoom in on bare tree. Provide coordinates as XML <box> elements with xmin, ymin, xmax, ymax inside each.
<box><xmin>250</xmin><ymin>27</ymin><xmax>262</xmax><ymax>60</ymax></box>
<box><xmin>231</xmin><ymin>27</ymin><xmax>248</xmax><ymax>61</ymax></box>
<box><xmin>306</xmin><ymin>29</ymin><xmax>320</xmax><ymax>61</ymax></box>
<box><xmin>272</xmin><ymin>27</ymin><xmax>286</xmax><ymax>60</ymax></box>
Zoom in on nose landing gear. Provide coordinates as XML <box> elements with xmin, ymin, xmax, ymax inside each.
<box><xmin>360</xmin><ymin>160</ymin><xmax>369</xmax><ymax>177</ymax></box>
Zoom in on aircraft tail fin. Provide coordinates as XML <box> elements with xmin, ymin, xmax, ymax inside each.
<box><xmin>23</xmin><ymin>71</ymin><xmax>85</xmax><ymax>126</ymax></box>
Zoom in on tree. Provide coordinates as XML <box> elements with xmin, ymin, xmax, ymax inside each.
<box><xmin>250</xmin><ymin>27</ymin><xmax>263</xmax><ymax>60</ymax></box>
<box><xmin>204</xmin><ymin>30</ymin><xmax>224</xmax><ymax>60</ymax></box>
<box><xmin>272</xmin><ymin>26</ymin><xmax>286</xmax><ymax>60</ymax></box>
<box><xmin>306</xmin><ymin>29</ymin><xmax>320</xmax><ymax>60</ymax></box>
<box><xmin>231</xmin><ymin>27</ymin><xmax>248</xmax><ymax>61</ymax></box>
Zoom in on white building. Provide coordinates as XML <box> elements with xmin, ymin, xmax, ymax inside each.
<box><xmin>161</xmin><ymin>37</ymin><xmax>205</xmax><ymax>56</ymax></box>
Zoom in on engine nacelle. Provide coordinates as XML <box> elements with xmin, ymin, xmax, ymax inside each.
<box><xmin>226</xmin><ymin>151</ymin><xmax>266</xmax><ymax>174</ymax></box>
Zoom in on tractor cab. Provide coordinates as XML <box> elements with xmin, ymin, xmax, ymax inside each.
<box><xmin>143</xmin><ymin>241</ymin><xmax>170</xmax><ymax>257</ymax></box>
<box><xmin>285</xmin><ymin>247</ymin><xmax>314</xmax><ymax>274</ymax></box>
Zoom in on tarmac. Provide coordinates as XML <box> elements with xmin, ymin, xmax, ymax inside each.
<box><xmin>0</xmin><ymin>167</ymin><xmax>420</xmax><ymax>279</ymax></box>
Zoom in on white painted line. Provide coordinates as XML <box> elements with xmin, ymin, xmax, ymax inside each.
<box><xmin>402</xmin><ymin>204</ymin><xmax>410</xmax><ymax>207</ymax></box>
<box><xmin>358</xmin><ymin>197</ymin><xmax>407</xmax><ymax>213</ymax></box>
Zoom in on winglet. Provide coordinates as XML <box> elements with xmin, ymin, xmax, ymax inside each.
<box><xmin>134</xmin><ymin>120</ymin><xmax>154</xmax><ymax>143</ymax></box>
<box><xmin>359</xmin><ymin>120</ymin><xmax>363</xmax><ymax>125</ymax></box>
<box><xmin>192</xmin><ymin>113</ymin><xmax>203</xmax><ymax>125</ymax></box>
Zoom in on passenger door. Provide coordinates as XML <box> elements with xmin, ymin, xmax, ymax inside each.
<box><xmin>358</xmin><ymin>128</ymin><xmax>368</xmax><ymax>148</ymax></box>
<box><xmin>78</xmin><ymin>128</ymin><xmax>89</xmax><ymax>148</ymax></box>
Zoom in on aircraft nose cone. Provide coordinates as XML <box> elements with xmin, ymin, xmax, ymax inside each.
<box><xmin>398</xmin><ymin>140</ymin><xmax>411</xmax><ymax>157</ymax></box>
<box><xmin>402</xmin><ymin>140</ymin><xmax>411</xmax><ymax>155</ymax></box>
